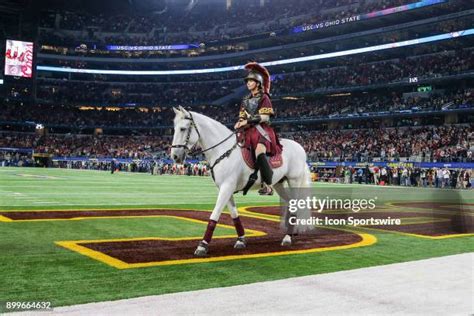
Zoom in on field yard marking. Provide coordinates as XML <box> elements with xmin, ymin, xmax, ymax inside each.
<box><xmin>56</xmin><ymin>241</ymin><xmax>130</xmax><ymax>269</ymax></box>
<box><xmin>385</xmin><ymin>201</ymin><xmax>474</xmax><ymax>212</ymax></box>
<box><xmin>125</xmin><ymin>233</ymin><xmax>376</xmax><ymax>269</ymax></box>
<box><xmin>15</xmin><ymin>173</ymin><xmax>63</xmax><ymax>179</ymax></box>
<box><xmin>56</xmin><ymin>232</ymin><xmax>376</xmax><ymax>269</ymax></box>
<box><xmin>55</xmin><ymin>215</ymin><xmax>268</xmax><ymax>269</ymax></box>
<box><xmin>70</xmin><ymin>215</ymin><xmax>265</xmax><ymax>239</ymax></box>
<box><xmin>239</xmin><ymin>205</ymin><xmax>280</xmax><ymax>220</ymax></box>
<box><xmin>0</xmin><ymin>215</ymin><xmax>13</xmax><ymax>222</ymax></box>
<box><xmin>0</xmin><ymin>207</ymin><xmax>278</xmax><ymax>223</ymax></box>
<box><xmin>238</xmin><ymin>204</ymin><xmax>473</xmax><ymax>220</ymax></box>
<box><xmin>240</xmin><ymin>205</ymin><xmax>474</xmax><ymax>239</ymax></box>
<box><xmin>61</xmin><ymin>233</ymin><xmax>262</xmax><ymax>245</ymax></box>
<box><xmin>56</xmin><ymin>215</ymin><xmax>267</xmax><ymax>244</ymax></box>
<box><xmin>418</xmin><ymin>233</ymin><xmax>474</xmax><ymax>239</ymax></box>
<box><xmin>46</xmin><ymin>207</ymin><xmax>376</xmax><ymax>269</ymax></box>
<box><xmin>32</xmin><ymin>201</ymin><xmax>62</xmax><ymax>204</ymax></box>
<box><xmin>0</xmin><ymin>206</ymin><xmax>211</xmax><ymax>214</ymax></box>
<box><xmin>0</xmin><ymin>200</ymin><xmax>274</xmax><ymax>207</ymax></box>
<box><xmin>397</xmin><ymin>217</ymin><xmax>449</xmax><ymax>225</ymax></box>
<box><xmin>351</xmin><ymin>225</ymin><xmax>474</xmax><ymax>239</ymax></box>
<box><xmin>0</xmin><ymin>213</ymin><xmax>267</xmax><ymax>239</ymax></box>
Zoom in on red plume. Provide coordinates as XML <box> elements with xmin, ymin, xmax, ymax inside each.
<box><xmin>245</xmin><ymin>62</ymin><xmax>271</xmax><ymax>94</ymax></box>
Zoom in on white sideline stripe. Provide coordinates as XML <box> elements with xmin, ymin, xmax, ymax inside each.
<box><xmin>31</xmin><ymin>202</ymin><xmax>62</xmax><ymax>204</ymax></box>
<box><xmin>14</xmin><ymin>253</ymin><xmax>473</xmax><ymax>315</ymax></box>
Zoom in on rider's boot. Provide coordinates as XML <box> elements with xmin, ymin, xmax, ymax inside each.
<box><xmin>256</xmin><ymin>153</ymin><xmax>273</xmax><ymax>195</ymax></box>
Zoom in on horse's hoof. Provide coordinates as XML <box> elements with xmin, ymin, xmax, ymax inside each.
<box><xmin>234</xmin><ymin>236</ymin><xmax>247</xmax><ymax>249</ymax></box>
<box><xmin>194</xmin><ymin>241</ymin><xmax>209</xmax><ymax>257</ymax></box>
<box><xmin>281</xmin><ymin>234</ymin><xmax>292</xmax><ymax>246</ymax></box>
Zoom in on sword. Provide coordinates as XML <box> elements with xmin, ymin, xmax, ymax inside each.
<box><xmin>256</xmin><ymin>124</ymin><xmax>271</xmax><ymax>143</ymax></box>
<box><xmin>245</xmin><ymin>110</ymin><xmax>271</xmax><ymax>143</ymax></box>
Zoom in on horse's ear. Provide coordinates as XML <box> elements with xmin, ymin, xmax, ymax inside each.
<box><xmin>172</xmin><ymin>107</ymin><xmax>181</xmax><ymax>115</ymax></box>
<box><xmin>179</xmin><ymin>105</ymin><xmax>189</xmax><ymax>116</ymax></box>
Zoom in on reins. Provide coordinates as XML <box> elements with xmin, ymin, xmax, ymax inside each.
<box><xmin>170</xmin><ymin>112</ymin><xmax>241</xmax><ymax>180</ymax></box>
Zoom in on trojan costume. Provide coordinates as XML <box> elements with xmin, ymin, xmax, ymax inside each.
<box><xmin>238</xmin><ymin>62</ymin><xmax>282</xmax><ymax>194</ymax></box>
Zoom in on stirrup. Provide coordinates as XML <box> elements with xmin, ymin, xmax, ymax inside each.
<box><xmin>258</xmin><ymin>185</ymin><xmax>273</xmax><ymax>196</ymax></box>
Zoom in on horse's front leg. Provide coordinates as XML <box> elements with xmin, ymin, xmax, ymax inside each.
<box><xmin>194</xmin><ymin>183</ymin><xmax>235</xmax><ymax>257</ymax></box>
<box><xmin>227</xmin><ymin>196</ymin><xmax>246</xmax><ymax>249</ymax></box>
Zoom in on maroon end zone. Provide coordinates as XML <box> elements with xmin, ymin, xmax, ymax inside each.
<box><xmin>246</xmin><ymin>204</ymin><xmax>474</xmax><ymax>237</ymax></box>
<box><xmin>0</xmin><ymin>209</ymin><xmax>363</xmax><ymax>264</ymax></box>
<box><xmin>2</xmin><ymin>202</ymin><xmax>470</xmax><ymax>267</ymax></box>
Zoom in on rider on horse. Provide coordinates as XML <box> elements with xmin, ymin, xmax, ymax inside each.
<box><xmin>234</xmin><ymin>62</ymin><xmax>282</xmax><ymax>195</ymax></box>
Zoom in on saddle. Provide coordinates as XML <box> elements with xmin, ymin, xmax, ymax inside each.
<box><xmin>237</xmin><ymin>131</ymin><xmax>283</xmax><ymax>196</ymax></box>
<box><xmin>241</xmin><ymin>147</ymin><xmax>283</xmax><ymax>170</ymax></box>
<box><xmin>237</xmin><ymin>130</ymin><xmax>283</xmax><ymax>169</ymax></box>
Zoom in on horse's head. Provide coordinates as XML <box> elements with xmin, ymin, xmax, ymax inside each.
<box><xmin>170</xmin><ymin>106</ymin><xmax>200</xmax><ymax>164</ymax></box>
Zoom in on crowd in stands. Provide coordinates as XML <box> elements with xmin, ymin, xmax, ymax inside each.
<box><xmin>0</xmin><ymin>124</ymin><xmax>471</xmax><ymax>163</ymax></box>
<box><xmin>28</xmin><ymin>48</ymin><xmax>474</xmax><ymax>112</ymax></box>
<box><xmin>35</xmin><ymin>80</ymin><xmax>240</xmax><ymax>106</ymax></box>
<box><xmin>49</xmin><ymin>159</ymin><xmax>210</xmax><ymax>177</ymax></box>
<box><xmin>37</xmin><ymin>25</ymin><xmax>472</xmax><ymax>78</ymax></box>
<box><xmin>276</xmin><ymin>89</ymin><xmax>474</xmax><ymax>120</ymax></box>
<box><xmin>2</xmin><ymin>89</ymin><xmax>472</xmax><ymax>128</ymax></box>
<box><xmin>37</xmin><ymin>12</ymin><xmax>471</xmax><ymax>61</ymax></box>
<box><xmin>290</xmin><ymin>124</ymin><xmax>472</xmax><ymax>163</ymax></box>
<box><xmin>315</xmin><ymin>166</ymin><xmax>471</xmax><ymax>189</ymax></box>
<box><xmin>271</xmin><ymin>49</ymin><xmax>473</xmax><ymax>95</ymax></box>
<box><xmin>3</xmin><ymin>88</ymin><xmax>473</xmax><ymax>128</ymax></box>
<box><xmin>38</xmin><ymin>0</ymin><xmax>422</xmax><ymax>49</ymax></box>
<box><xmin>0</xmin><ymin>133</ymin><xmax>168</xmax><ymax>159</ymax></box>
<box><xmin>0</xmin><ymin>151</ymin><xmax>34</xmax><ymax>167</ymax></box>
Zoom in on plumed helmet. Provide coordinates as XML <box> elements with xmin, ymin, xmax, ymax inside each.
<box><xmin>244</xmin><ymin>71</ymin><xmax>264</xmax><ymax>87</ymax></box>
<box><xmin>243</xmin><ymin>62</ymin><xmax>271</xmax><ymax>94</ymax></box>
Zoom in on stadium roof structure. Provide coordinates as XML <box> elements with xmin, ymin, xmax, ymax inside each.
<box><xmin>37</xmin><ymin>28</ymin><xmax>474</xmax><ymax>75</ymax></box>
<box><xmin>30</xmin><ymin>0</ymin><xmax>230</xmax><ymax>15</ymax></box>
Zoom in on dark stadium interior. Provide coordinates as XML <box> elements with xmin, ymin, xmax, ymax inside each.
<box><xmin>0</xmin><ymin>0</ymin><xmax>473</xmax><ymax>188</ymax></box>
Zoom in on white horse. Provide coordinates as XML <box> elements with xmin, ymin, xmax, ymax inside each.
<box><xmin>170</xmin><ymin>106</ymin><xmax>311</xmax><ymax>256</ymax></box>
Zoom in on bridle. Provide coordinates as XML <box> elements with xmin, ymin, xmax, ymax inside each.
<box><xmin>170</xmin><ymin>112</ymin><xmax>239</xmax><ymax>179</ymax></box>
<box><xmin>170</xmin><ymin>112</ymin><xmax>201</xmax><ymax>152</ymax></box>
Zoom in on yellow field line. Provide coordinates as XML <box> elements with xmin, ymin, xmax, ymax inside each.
<box><xmin>0</xmin><ymin>215</ymin><xmax>13</xmax><ymax>222</ymax></box>
<box><xmin>238</xmin><ymin>206</ymin><xmax>459</xmax><ymax>224</ymax></box>
<box><xmin>9</xmin><ymin>203</ymin><xmax>472</xmax><ymax>269</ymax></box>
<box><xmin>397</xmin><ymin>217</ymin><xmax>449</xmax><ymax>225</ymax></box>
<box><xmin>0</xmin><ymin>206</ymin><xmax>281</xmax><ymax>223</ymax></box>
<box><xmin>56</xmin><ymin>241</ymin><xmax>130</xmax><ymax>269</ymax></box>
<box><xmin>0</xmin><ymin>214</ymin><xmax>206</xmax><ymax>223</ymax></box>
<box><xmin>57</xmin><ymin>232</ymin><xmax>376</xmax><ymax>269</ymax></box>
<box><xmin>239</xmin><ymin>205</ymin><xmax>473</xmax><ymax>239</ymax></box>
<box><xmin>239</xmin><ymin>205</ymin><xmax>280</xmax><ymax>220</ymax></box>
<box><xmin>0</xmin><ymin>210</ymin><xmax>279</xmax><ymax>224</ymax></box>
<box><xmin>0</xmin><ymin>206</ymin><xmax>211</xmax><ymax>213</ymax></box>
<box><xmin>351</xmin><ymin>225</ymin><xmax>474</xmax><ymax>240</ymax></box>
<box><xmin>385</xmin><ymin>201</ymin><xmax>474</xmax><ymax>215</ymax></box>
<box><xmin>46</xmin><ymin>204</ymin><xmax>375</xmax><ymax>269</ymax></box>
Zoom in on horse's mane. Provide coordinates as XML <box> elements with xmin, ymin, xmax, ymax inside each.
<box><xmin>190</xmin><ymin>111</ymin><xmax>232</xmax><ymax>134</ymax></box>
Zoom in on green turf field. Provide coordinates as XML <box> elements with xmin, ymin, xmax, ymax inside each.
<box><xmin>0</xmin><ymin>167</ymin><xmax>473</xmax><ymax>311</ymax></box>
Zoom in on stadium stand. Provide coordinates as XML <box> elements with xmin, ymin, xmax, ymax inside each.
<box><xmin>1</xmin><ymin>0</ymin><xmax>473</xmax><ymax>188</ymax></box>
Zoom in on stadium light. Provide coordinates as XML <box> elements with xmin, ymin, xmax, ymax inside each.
<box><xmin>37</xmin><ymin>29</ymin><xmax>474</xmax><ymax>76</ymax></box>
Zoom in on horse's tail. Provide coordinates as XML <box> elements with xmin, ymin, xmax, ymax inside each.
<box><xmin>293</xmin><ymin>159</ymin><xmax>314</xmax><ymax>233</ymax></box>
<box><xmin>302</xmin><ymin>161</ymin><xmax>312</xmax><ymax>188</ymax></box>
<box><xmin>282</xmin><ymin>140</ymin><xmax>314</xmax><ymax>233</ymax></box>
<box><xmin>297</xmin><ymin>143</ymin><xmax>312</xmax><ymax>188</ymax></box>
